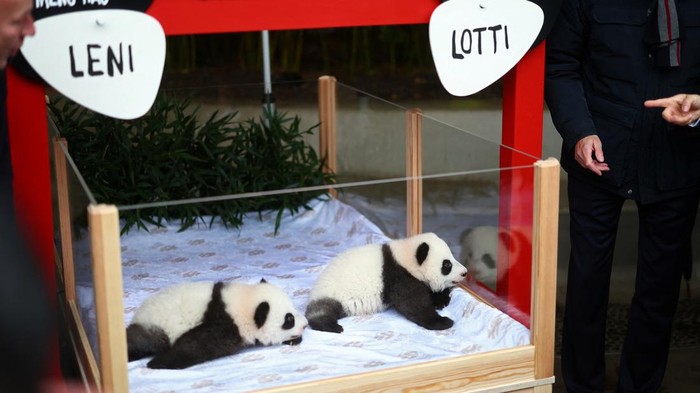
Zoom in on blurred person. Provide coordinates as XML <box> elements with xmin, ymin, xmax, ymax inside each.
<box><xmin>0</xmin><ymin>202</ymin><xmax>53</xmax><ymax>393</ymax></box>
<box><xmin>1</xmin><ymin>0</ymin><xmax>34</xmax><ymax>213</ymax></box>
<box><xmin>0</xmin><ymin>0</ymin><xmax>34</xmax><ymax>69</ymax></box>
<box><xmin>0</xmin><ymin>2</ymin><xmax>53</xmax><ymax>393</ymax></box>
<box><xmin>545</xmin><ymin>0</ymin><xmax>700</xmax><ymax>392</ymax></box>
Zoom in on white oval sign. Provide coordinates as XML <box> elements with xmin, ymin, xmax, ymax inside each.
<box><xmin>429</xmin><ymin>0</ymin><xmax>543</xmax><ymax>97</ymax></box>
<box><xmin>21</xmin><ymin>10</ymin><xmax>165</xmax><ymax>120</ymax></box>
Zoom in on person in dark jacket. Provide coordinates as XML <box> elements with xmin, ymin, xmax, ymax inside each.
<box><xmin>545</xmin><ymin>0</ymin><xmax>700</xmax><ymax>391</ymax></box>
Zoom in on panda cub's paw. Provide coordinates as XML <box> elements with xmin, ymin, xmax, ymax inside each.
<box><xmin>309</xmin><ymin>320</ymin><xmax>344</xmax><ymax>334</ymax></box>
<box><xmin>283</xmin><ymin>336</ymin><xmax>303</xmax><ymax>345</ymax></box>
<box><xmin>431</xmin><ymin>288</ymin><xmax>453</xmax><ymax>310</ymax></box>
<box><xmin>305</xmin><ymin>298</ymin><xmax>347</xmax><ymax>333</ymax></box>
<box><xmin>425</xmin><ymin>315</ymin><xmax>454</xmax><ymax>330</ymax></box>
<box><xmin>147</xmin><ymin>354</ymin><xmax>188</xmax><ymax>370</ymax></box>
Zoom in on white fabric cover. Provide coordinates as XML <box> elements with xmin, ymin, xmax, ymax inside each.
<box><xmin>77</xmin><ymin>198</ymin><xmax>529</xmax><ymax>392</ymax></box>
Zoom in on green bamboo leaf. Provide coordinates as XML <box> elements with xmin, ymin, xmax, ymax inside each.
<box><xmin>49</xmin><ymin>91</ymin><xmax>336</xmax><ymax>234</ymax></box>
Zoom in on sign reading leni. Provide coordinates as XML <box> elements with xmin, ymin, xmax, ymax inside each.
<box><xmin>69</xmin><ymin>42</ymin><xmax>134</xmax><ymax>78</ymax></box>
<box><xmin>429</xmin><ymin>0</ymin><xmax>543</xmax><ymax>97</ymax></box>
<box><xmin>21</xmin><ymin>9</ymin><xmax>164</xmax><ymax>120</ymax></box>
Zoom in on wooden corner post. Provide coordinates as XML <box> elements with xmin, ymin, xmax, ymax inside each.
<box><xmin>88</xmin><ymin>204</ymin><xmax>128</xmax><ymax>393</ymax></box>
<box><xmin>318</xmin><ymin>75</ymin><xmax>337</xmax><ymax>197</ymax></box>
<box><xmin>406</xmin><ymin>108</ymin><xmax>423</xmax><ymax>237</ymax></box>
<box><xmin>530</xmin><ymin>158</ymin><xmax>560</xmax><ymax>384</ymax></box>
<box><xmin>53</xmin><ymin>137</ymin><xmax>76</xmax><ymax>303</ymax></box>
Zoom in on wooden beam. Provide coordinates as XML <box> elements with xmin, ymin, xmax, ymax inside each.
<box><xmin>88</xmin><ymin>204</ymin><xmax>128</xmax><ymax>393</ymax></box>
<box><xmin>53</xmin><ymin>138</ymin><xmax>76</xmax><ymax>302</ymax></box>
<box><xmin>530</xmin><ymin>158</ymin><xmax>560</xmax><ymax>381</ymax></box>
<box><xmin>318</xmin><ymin>76</ymin><xmax>337</xmax><ymax>172</ymax></box>
<box><xmin>406</xmin><ymin>108</ymin><xmax>422</xmax><ymax>237</ymax></box>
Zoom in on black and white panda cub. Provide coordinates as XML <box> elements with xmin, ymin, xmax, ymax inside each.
<box><xmin>305</xmin><ymin>232</ymin><xmax>468</xmax><ymax>333</ymax></box>
<box><xmin>126</xmin><ymin>279</ymin><xmax>307</xmax><ymax>369</ymax></box>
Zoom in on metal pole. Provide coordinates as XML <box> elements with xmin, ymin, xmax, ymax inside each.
<box><xmin>261</xmin><ymin>30</ymin><xmax>275</xmax><ymax>123</ymax></box>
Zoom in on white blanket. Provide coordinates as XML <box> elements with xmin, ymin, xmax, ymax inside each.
<box><xmin>77</xmin><ymin>198</ymin><xmax>529</xmax><ymax>392</ymax></box>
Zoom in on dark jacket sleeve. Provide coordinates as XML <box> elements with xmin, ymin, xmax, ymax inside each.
<box><xmin>544</xmin><ymin>0</ymin><xmax>595</xmax><ymax>151</ymax></box>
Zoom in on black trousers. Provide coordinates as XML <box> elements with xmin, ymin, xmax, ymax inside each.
<box><xmin>562</xmin><ymin>176</ymin><xmax>699</xmax><ymax>393</ymax></box>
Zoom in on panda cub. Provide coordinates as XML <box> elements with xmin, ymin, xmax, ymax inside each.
<box><xmin>126</xmin><ymin>279</ymin><xmax>307</xmax><ymax>369</ymax></box>
<box><xmin>306</xmin><ymin>232</ymin><xmax>468</xmax><ymax>333</ymax></box>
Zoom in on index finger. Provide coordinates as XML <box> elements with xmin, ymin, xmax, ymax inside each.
<box><xmin>644</xmin><ymin>98</ymin><xmax>674</xmax><ymax>108</ymax></box>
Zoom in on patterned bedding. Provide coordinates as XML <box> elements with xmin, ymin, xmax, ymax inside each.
<box><xmin>74</xmin><ymin>198</ymin><xmax>529</xmax><ymax>392</ymax></box>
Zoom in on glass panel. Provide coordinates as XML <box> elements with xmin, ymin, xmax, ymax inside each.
<box><xmin>334</xmin><ymin>81</ymin><xmax>411</xmax><ymax>238</ymax></box>
<box><xmin>48</xmin><ymin>78</ymin><xmax>550</xmax><ymax>389</ymax></box>
<box><xmin>49</xmin><ymin>117</ymin><xmax>100</xmax><ymax>366</ymax></box>
<box><xmin>419</xmin><ymin>113</ymin><xmax>538</xmax><ymax>323</ymax></box>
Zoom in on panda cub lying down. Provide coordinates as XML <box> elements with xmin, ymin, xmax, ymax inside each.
<box><xmin>126</xmin><ymin>279</ymin><xmax>307</xmax><ymax>369</ymax></box>
<box><xmin>306</xmin><ymin>232</ymin><xmax>468</xmax><ymax>333</ymax></box>
<box><xmin>127</xmin><ymin>233</ymin><xmax>465</xmax><ymax>368</ymax></box>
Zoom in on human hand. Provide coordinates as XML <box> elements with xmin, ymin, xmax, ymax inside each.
<box><xmin>574</xmin><ymin>135</ymin><xmax>609</xmax><ymax>176</ymax></box>
<box><xmin>644</xmin><ymin>94</ymin><xmax>700</xmax><ymax>126</ymax></box>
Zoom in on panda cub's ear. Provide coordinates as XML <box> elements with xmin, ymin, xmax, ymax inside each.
<box><xmin>416</xmin><ymin>242</ymin><xmax>430</xmax><ymax>265</ymax></box>
<box><xmin>459</xmin><ymin>228</ymin><xmax>473</xmax><ymax>243</ymax></box>
<box><xmin>254</xmin><ymin>302</ymin><xmax>270</xmax><ymax>328</ymax></box>
<box><xmin>260</xmin><ymin>278</ymin><xmax>268</xmax><ymax>283</ymax></box>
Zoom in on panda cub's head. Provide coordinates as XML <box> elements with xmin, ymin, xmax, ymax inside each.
<box><xmin>390</xmin><ymin>232</ymin><xmax>468</xmax><ymax>292</ymax></box>
<box><xmin>236</xmin><ymin>280</ymin><xmax>308</xmax><ymax>346</ymax></box>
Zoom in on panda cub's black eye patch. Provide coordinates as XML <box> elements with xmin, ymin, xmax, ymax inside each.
<box><xmin>282</xmin><ymin>313</ymin><xmax>295</xmax><ymax>330</ymax></box>
<box><xmin>483</xmin><ymin>253</ymin><xmax>496</xmax><ymax>269</ymax></box>
<box><xmin>442</xmin><ymin>259</ymin><xmax>452</xmax><ymax>275</ymax></box>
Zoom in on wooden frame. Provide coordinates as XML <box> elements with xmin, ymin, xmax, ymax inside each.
<box><xmin>7</xmin><ymin>2</ymin><xmax>546</xmax><ymax>377</ymax></box>
<box><xmin>406</xmin><ymin>108</ymin><xmax>423</xmax><ymax>237</ymax></box>
<box><xmin>53</xmin><ymin>77</ymin><xmax>560</xmax><ymax>393</ymax></box>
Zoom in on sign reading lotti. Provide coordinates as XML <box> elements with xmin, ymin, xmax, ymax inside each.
<box><xmin>21</xmin><ymin>3</ymin><xmax>164</xmax><ymax>120</ymax></box>
<box><xmin>429</xmin><ymin>0</ymin><xmax>543</xmax><ymax>97</ymax></box>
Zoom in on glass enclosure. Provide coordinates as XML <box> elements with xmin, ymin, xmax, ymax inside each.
<box><xmin>50</xmin><ymin>78</ymin><xmax>543</xmax><ymax>388</ymax></box>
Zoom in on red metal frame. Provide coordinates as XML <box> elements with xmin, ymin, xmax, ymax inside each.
<box><xmin>146</xmin><ymin>0</ymin><xmax>441</xmax><ymax>35</ymax></box>
<box><xmin>6</xmin><ymin>0</ymin><xmax>545</xmax><ymax>376</ymax></box>
<box><xmin>500</xmin><ymin>42</ymin><xmax>546</xmax><ymax>318</ymax></box>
